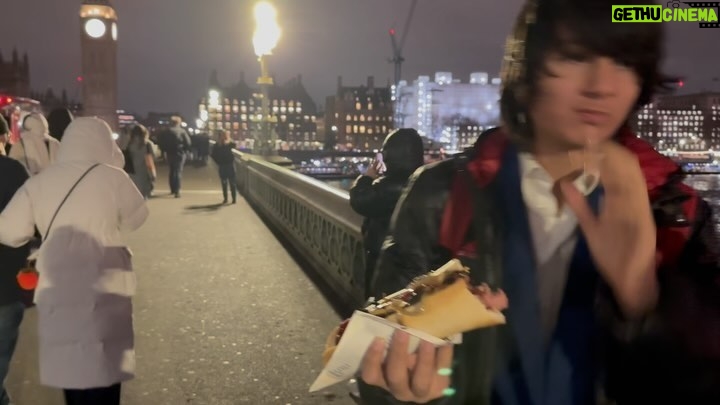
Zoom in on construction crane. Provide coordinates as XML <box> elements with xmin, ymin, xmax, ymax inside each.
<box><xmin>389</xmin><ymin>0</ymin><xmax>418</xmax><ymax>86</ymax></box>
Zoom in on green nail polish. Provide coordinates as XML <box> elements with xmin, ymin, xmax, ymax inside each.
<box><xmin>443</xmin><ymin>388</ymin><xmax>457</xmax><ymax>397</ymax></box>
<box><xmin>438</xmin><ymin>368</ymin><xmax>452</xmax><ymax>377</ymax></box>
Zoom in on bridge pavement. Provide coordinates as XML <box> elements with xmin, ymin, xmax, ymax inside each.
<box><xmin>6</xmin><ymin>162</ymin><xmax>355</xmax><ymax>405</ymax></box>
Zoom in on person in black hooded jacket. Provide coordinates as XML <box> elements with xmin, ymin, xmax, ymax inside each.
<box><xmin>349</xmin><ymin>128</ymin><xmax>425</xmax><ymax>298</ymax></box>
<box><xmin>0</xmin><ymin>139</ymin><xmax>30</xmax><ymax>405</ymax></box>
<box><xmin>46</xmin><ymin>108</ymin><xmax>74</xmax><ymax>142</ymax></box>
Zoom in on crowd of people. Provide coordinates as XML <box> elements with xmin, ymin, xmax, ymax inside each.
<box><xmin>0</xmin><ymin>111</ymin><xmax>148</xmax><ymax>405</ymax></box>
<box><xmin>0</xmin><ymin>110</ymin><xmax>242</xmax><ymax>405</ymax></box>
<box><xmin>2</xmin><ymin>0</ymin><xmax>720</xmax><ymax>404</ymax></box>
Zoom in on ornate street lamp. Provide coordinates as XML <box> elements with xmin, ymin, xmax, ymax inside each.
<box><xmin>252</xmin><ymin>2</ymin><xmax>281</xmax><ymax>156</ymax></box>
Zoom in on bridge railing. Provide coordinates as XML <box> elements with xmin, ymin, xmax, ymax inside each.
<box><xmin>232</xmin><ymin>150</ymin><xmax>366</xmax><ymax>308</ymax></box>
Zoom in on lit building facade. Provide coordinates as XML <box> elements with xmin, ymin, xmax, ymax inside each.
<box><xmin>198</xmin><ymin>73</ymin><xmax>319</xmax><ymax>150</ymax></box>
<box><xmin>394</xmin><ymin>72</ymin><xmax>502</xmax><ymax>152</ymax></box>
<box><xmin>324</xmin><ymin>76</ymin><xmax>393</xmax><ymax>152</ymax></box>
<box><xmin>630</xmin><ymin>92</ymin><xmax>720</xmax><ymax>153</ymax></box>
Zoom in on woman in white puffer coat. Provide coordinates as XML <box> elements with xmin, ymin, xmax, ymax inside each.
<box><xmin>0</xmin><ymin>117</ymin><xmax>148</xmax><ymax>405</ymax></box>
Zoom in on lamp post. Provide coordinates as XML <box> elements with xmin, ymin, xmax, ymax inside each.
<box><xmin>252</xmin><ymin>1</ymin><xmax>281</xmax><ymax>156</ymax></box>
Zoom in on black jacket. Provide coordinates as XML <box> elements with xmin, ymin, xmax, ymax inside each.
<box><xmin>358</xmin><ymin>129</ymin><xmax>720</xmax><ymax>404</ymax></box>
<box><xmin>349</xmin><ymin>173</ymin><xmax>410</xmax><ymax>295</ymax></box>
<box><xmin>0</xmin><ymin>156</ymin><xmax>30</xmax><ymax>306</ymax></box>
<box><xmin>160</xmin><ymin>127</ymin><xmax>192</xmax><ymax>156</ymax></box>
<box><xmin>211</xmin><ymin>142</ymin><xmax>236</xmax><ymax>167</ymax></box>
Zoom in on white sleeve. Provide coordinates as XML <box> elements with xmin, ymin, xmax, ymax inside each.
<box><xmin>118</xmin><ymin>174</ymin><xmax>149</xmax><ymax>232</ymax></box>
<box><xmin>0</xmin><ymin>187</ymin><xmax>36</xmax><ymax>247</ymax></box>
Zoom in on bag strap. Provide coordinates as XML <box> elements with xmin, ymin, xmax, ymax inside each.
<box><xmin>19</xmin><ymin>138</ymin><xmax>30</xmax><ymax>171</ymax></box>
<box><xmin>43</xmin><ymin>163</ymin><xmax>100</xmax><ymax>241</ymax></box>
<box><xmin>453</xmin><ymin>149</ymin><xmax>505</xmax><ymax>398</ymax></box>
<box><xmin>455</xmin><ymin>154</ymin><xmax>503</xmax><ymax>286</ymax></box>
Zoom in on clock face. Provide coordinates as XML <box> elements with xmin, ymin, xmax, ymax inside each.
<box><xmin>85</xmin><ymin>19</ymin><xmax>106</xmax><ymax>39</ymax></box>
<box><xmin>111</xmin><ymin>22</ymin><xmax>117</xmax><ymax>41</ymax></box>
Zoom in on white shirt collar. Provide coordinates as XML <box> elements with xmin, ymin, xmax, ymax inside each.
<box><xmin>518</xmin><ymin>152</ymin><xmax>599</xmax><ymax>197</ymax></box>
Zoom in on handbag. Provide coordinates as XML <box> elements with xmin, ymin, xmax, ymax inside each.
<box><xmin>16</xmin><ymin>163</ymin><xmax>101</xmax><ymax>293</ymax></box>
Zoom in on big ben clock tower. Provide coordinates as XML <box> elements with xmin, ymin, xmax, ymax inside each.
<box><xmin>80</xmin><ymin>0</ymin><xmax>118</xmax><ymax>131</ymax></box>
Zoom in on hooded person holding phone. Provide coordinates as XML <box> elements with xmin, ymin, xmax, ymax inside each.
<box><xmin>349</xmin><ymin>128</ymin><xmax>425</xmax><ymax>298</ymax></box>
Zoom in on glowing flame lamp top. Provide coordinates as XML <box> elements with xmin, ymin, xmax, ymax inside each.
<box><xmin>253</xmin><ymin>2</ymin><xmax>281</xmax><ymax>57</ymax></box>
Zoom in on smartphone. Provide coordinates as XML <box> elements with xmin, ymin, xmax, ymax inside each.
<box><xmin>375</xmin><ymin>153</ymin><xmax>386</xmax><ymax>173</ymax></box>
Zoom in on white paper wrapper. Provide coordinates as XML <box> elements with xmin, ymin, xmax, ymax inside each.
<box><xmin>309</xmin><ymin>310</ymin><xmax>460</xmax><ymax>392</ymax></box>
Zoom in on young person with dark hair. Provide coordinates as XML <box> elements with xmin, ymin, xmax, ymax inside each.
<box><xmin>356</xmin><ymin>0</ymin><xmax>720</xmax><ymax>404</ymax></box>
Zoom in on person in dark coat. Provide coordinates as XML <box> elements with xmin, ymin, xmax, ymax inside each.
<box><xmin>349</xmin><ymin>128</ymin><xmax>425</xmax><ymax>298</ymax></box>
<box><xmin>46</xmin><ymin>108</ymin><xmax>74</xmax><ymax>142</ymax></box>
<box><xmin>210</xmin><ymin>130</ymin><xmax>237</xmax><ymax>204</ymax></box>
<box><xmin>0</xmin><ymin>153</ymin><xmax>30</xmax><ymax>405</ymax></box>
<box><xmin>158</xmin><ymin>117</ymin><xmax>191</xmax><ymax>198</ymax></box>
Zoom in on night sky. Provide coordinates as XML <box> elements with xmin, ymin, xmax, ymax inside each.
<box><xmin>1</xmin><ymin>0</ymin><xmax>718</xmax><ymax>120</ymax></box>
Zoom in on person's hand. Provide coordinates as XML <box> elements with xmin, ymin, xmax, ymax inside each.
<box><xmin>360</xmin><ymin>331</ymin><xmax>454</xmax><ymax>403</ymax></box>
<box><xmin>560</xmin><ymin>141</ymin><xmax>657</xmax><ymax>315</ymax></box>
<box><xmin>365</xmin><ymin>159</ymin><xmax>383</xmax><ymax>179</ymax></box>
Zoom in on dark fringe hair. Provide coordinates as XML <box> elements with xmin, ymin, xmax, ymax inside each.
<box><xmin>500</xmin><ymin>0</ymin><xmax>678</xmax><ymax>143</ymax></box>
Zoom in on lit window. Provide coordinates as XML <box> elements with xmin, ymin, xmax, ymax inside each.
<box><xmin>356</xmin><ymin>102</ymin><xmax>362</xmax><ymax>110</ymax></box>
<box><xmin>346</xmin><ymin>125</ymin><xmax>352</xmax><ymax>133</ymax></box>
<box><xmin>360</xmin><ymin>115</ymin><xmax>366</xmax><ymax>122</ymax></box>
<box><xmin>241</xmin><ymin>114</ymin><xmax>247</xmax><ymax>121</ymax></box>
<box><xmin>360</xmin><ymin>126</ymin><xmax>366</xmax><ymax>134</ymax></box>
<box><xmin>353</xmin><ymin>125</ymin><xmax>358</xmax><ymax>133</ymax></box>
<box><xmin>369</xmin><ymin>103</ymin><xmax>373</xmax><ymax>110</ymax></box>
